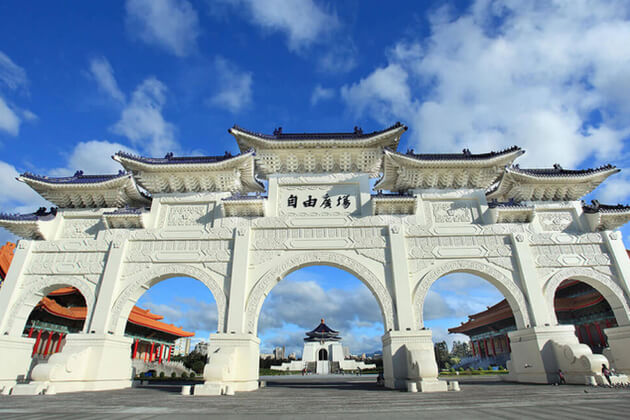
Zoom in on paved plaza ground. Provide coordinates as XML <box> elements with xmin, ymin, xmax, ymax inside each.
<box><xmin>1</xmin><ymin>375</ymin><xmax>629</xmax><ymax>419</ymax></box>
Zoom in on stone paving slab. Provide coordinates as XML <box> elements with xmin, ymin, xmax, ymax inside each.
<box><xmin>0</xmin><ymin>375</ymin><xmax>629</xmax><ymax>419</ymax></box>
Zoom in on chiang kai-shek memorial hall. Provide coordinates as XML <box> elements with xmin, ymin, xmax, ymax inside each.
<box><xmin>1</xmin><ymin>122</ymin><xmax>630</xmax><ymax>395</ymax></box>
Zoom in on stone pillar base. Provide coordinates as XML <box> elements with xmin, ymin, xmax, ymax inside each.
<box><xmin>0</xmin><ymin>336</ymin><xmax>35</xmax><ymax>394</ymax></box>
<box><xmin>194</xmin><ymin>333</ymin><xmax>260</xmax><ymax>396</ymax></box>
<box><xmin>604</xmin><ymin>325</ymin><xmax>630</xmax><ymax>374</ymax></box>
<box><xmin>382</xmin><ymin>330</ymin><xmax>447</xmax><ymax>392</ymax></box>
<box><xmin>12</xmin><ymin>334</ymin><xmax>133</xmax><ymax>395</ymax></box>
<box><xmin>507</xmin><ymin>326</ymin><xmax>608</xmax><ymax>385</ymax></box>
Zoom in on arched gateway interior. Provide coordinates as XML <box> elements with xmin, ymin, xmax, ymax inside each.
<box><xmin>0</xmin><ymin>122</ymin><xmax>629</xmax><ymax>396</ymax></box>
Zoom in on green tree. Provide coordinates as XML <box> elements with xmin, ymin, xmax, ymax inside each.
<box><xmin>434</xmin><ymin>341</ymin><xmax>450</xmax><ymax>370</ymax></box>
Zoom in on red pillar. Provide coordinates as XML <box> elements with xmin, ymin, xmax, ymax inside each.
<box><xmin>585</xmin><ymin>323</ymin><xmax>595</xmax><ymax>347</ymax></box>
<box><xmin>42</xmin><ymin>331</ymin><xmax>53</xmax><ymax>356</ymax></box>
<box><xmin>144</xmin><ymin>343</ymin><xmax>148</xmax><ymax>362</ymax></box>
<box><xmin>27</xmin><ymin>327</ymin><xmax>34</xmax><ymax>338</ymax></box>
<box><xmin>158</xmin><ymin>344</ymin><xmax>163</xmax><ymax>364</ymax></box>
<box><xmin>132</xmin><ymin>339</ymin><xmax>139</xmax><ymax>359</ymax></box>
<box><xmin>470</xmin><ymin>341</ymin><xmax>475</xmax><ymax>357</ymax></box>
<box><xmin>55</xmin><ymin>333</ymin><xmax>64</xmax><ymax>353</ymax></box>
<box><xmin>506</xmin><ymin>335</ymin><xmax>511</xmax><ymax>353</ymax></box>
<box><xmin>491</xmin><ymin>337</ymin><xmax>497</xmax><ymax>356</ymax></box>
<box><xmin>168</xmin><ymin>345</ymin><xmax>172</xmax><ymax>362</ymax></box>
<box><xmin>576</xmin><ymin>324</ymin><xmax>584</xmax><ymax>343</ymax></box>
<box><xmin>149</xmin><ymin>342</ymin><xmax>155</xmax><ymax>362</ymax></box>
<box><xmin>32</xmin><ymin>330</ymin><xmax>42</xmax><ymax>356</ymax></box>
<box><xmin>594</xmin><ymin>322</ymin><xmax>606</xmax><ymax>347</ymax></box>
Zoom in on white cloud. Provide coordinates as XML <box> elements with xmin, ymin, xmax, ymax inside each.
<box><xmin>317</xmin><ymin>41</ymin><xmax>357</xmax><ymax>73</ymax></box>
<box><xmin>143</xmin><ymin>298</ymin><xmax>219</xmax><ymax>334</ymax></box>
<box><xmin>596</xmin><ymin>169</ymin><xmax>630</xmax><ymax>203</ymax></box>
<box><xmin>206</xmin><ymin>57</ymin><xmax>253</xmax><ymax>113</ymax></box>
<box><xmin>0</xmin><ymin>160</ymin><xmax>50</xmax><ymax>215</ymax></box>
<box><xmin>49</xmin><ymin>140</ymin><xmax>135</xmax><ymax>177</ymax></box>
<box><xmin>341</xmin><ymin>0</ymin><xmax>630</xmax><ymax>170</ymax></box>
<box><xmin>89</xmin><ymin>57</ymin><xmax>126</xmax><ymax>104</ymax></box>
<box><xmin>125</xmin><ymin>0</ymin><xmax>200</xmax><ymax>57</ymax></box>
<box><xmin>310</xmin><ymin>84</ymin><xmax>335</xmax><ymax>106</ymax></box>
<box><xmin>112</xmin><ymin>77</ymin><xmax>178</xmax><ymax>156</ymax></box>
<box><xmin>218</xmin><ymin>0</ymin><xmax>338</xmax><ymax>51</ymax></box>
<box><xmin>0</xmin><ymin>96</ymin><xmax>20</xmax><ymax>135</ymax></box>
<box><xmin>0</xmin><ymin>50</ymin><xmax>27</xmax><ymax>91</ymax></box>
<box><xmin>0</xmin><ymin>50</ymin><xmax>31</xmax><ymax>136</ymax></box>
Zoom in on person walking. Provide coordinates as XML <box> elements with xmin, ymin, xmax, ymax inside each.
<box><xmin>602</xmin><ymin>364</ymin><xmax>612</xmax><ymax>386</ymax></box>
<box><xmin>557</xmin><ymin>369</ymin><xmax>566</xmax><ymax>385</ymax></box>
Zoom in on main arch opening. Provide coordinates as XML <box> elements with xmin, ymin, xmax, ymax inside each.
<box><xmin>420</xmin><ymin>271</ymin><xmax>521</xmax><ymax>373</ymax></box>
<box><xmin>553</xmin><ymin>280</ymin><xmax>619</xmax><ymax>354</ymax></box>
<box><xmin>257</xmin><ymin>265</ymin><xmax>385</xmax><ymax>377</ymax></box>
<box><xmin>124</xmin><ymin>276</ymin><xmax>219</xmax><ymax>379</ymax></box>
<box><xmin>23</xmin><ymin>287</ymin><xmax>87</xmax><ymax>360</ymax></box>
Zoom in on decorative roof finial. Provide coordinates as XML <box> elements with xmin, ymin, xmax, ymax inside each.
<box><xmin>353</xmin><ymin>126</ymin><xmax>363</xmax><ymax>135</ymax></box>
<box><xmin>273</xmin><ymin>127</ymin><xmax>283</xmax><ymax>136</ymax></box>
<box><xmin>462</xmin><ymin>148</ymin><xmax>472</xmax><ymax>156</ymax></box>
<box><xmin>73</xmin><ymin>170</ymin><xmax>84</xmax><ymax>177</ymax></box>
<box><xmin>164</xmin><ymin>152</ymin><xmax>174</xmax><ymax>159</ymax></box>
<box><xmin>553</xmin><ymin>163</ymin><xmax>563</xmax><ymax>171</ymax></box>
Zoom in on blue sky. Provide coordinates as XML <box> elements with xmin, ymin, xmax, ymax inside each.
<box><xmin>2</xmin><ymin>1</ymin><xmax>630</xmax><ymax>354</ymax></box>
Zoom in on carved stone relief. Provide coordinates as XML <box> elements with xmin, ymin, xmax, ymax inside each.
<box><xmin>431</xmin><ymin>201</ymin><xmax>475</xmax><ymax>223</ymax></box>
<box><xmin>537</xmin><ymin>211</ymin><xmax>574</xmax><ymax>232</ymax></box>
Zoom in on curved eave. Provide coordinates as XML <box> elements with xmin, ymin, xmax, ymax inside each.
<box><xmin>487</xmin><ymin>166</ymin><xmax>620</xmax><ymax>201</ymax></box>
<box><xmin>0</xmin><ymin>218</ymin><xmax>44</xmax><ymax>240</ymax></box>
<box><xmin>18</xmin><ymin>174</ymin><xmax>150</xmax><ymax>208</ymax></box>
<box><xmin>376</xmin><ymin>148</ymin><xmax>523</xmax><ymax>191</ymax></box>
<box><xmin>115</xmin><ymin>152</ymin><xmax>264</xmax><ymax>194</ymax></box>
<box><xmin>113</xmin><ymin>150</ymin><xmax>255</xmax><ymax>172</ymax></box>
<box><xmin>229</xmin><ymin>125</ymin><xmax>407</xmax><ymax>152</ymax></box>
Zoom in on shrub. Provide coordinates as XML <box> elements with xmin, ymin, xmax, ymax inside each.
<box><xmin>171</xmin><ymin>372</ymin><xmax>177</xmax><ymax>378</ymax></box>
<box><xmin>159</xmin><ymin>372</ymin><xmax>165</xmax><ymax>378</ymax></box>
<box><xmin>181</xmin><ymin>372</ymin><xmax>187</xmax><ymax>378</ymax></box>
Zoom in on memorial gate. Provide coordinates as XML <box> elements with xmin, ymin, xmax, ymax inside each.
<box><xmin>0</xmin><ymin>122</ymin><xmax>629</xmax><ymax>395</ymax></box>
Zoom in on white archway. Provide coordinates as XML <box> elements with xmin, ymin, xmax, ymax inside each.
<box><xmin>244</xmin><ymin>251</ymin><xmax>395</xmax><ymax>335</ymax></box>
<box><xmin>5</xmin><ymin>275</ymin><xmax>95</xmax><ymax>337</ymax></box>
<box><xmin>109</xmin><ymin>264</ymin><xmax>227</xmax><ymax>335</ymax></box>
<box><xmin>543</xmin><ymin>267</ymin><xmax>630</xmax><ymax>326</ymax></box>
<box><xmin>412</xmin><ymin>260</ymin><xmax>531</xmax><ymax>330</ymax></box>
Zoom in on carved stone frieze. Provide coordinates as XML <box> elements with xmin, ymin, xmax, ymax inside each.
<box><xmin>166</xmin><ymin>205</ymin><xmax>208</xmax><ymax>226</ymax></box>
<box><xmin>431</xmin><ymin>201</ymin><xmax>475</xmax><ymax>223</ymax></box>
<box><xmin>25</xmin><ymin>251</ymin><xmax>107</xmax><ymax>275</ymax></box>
<box><xmin>406</xmin><ymin>235</ymin><xmax>512</xmax><ymax>259</ymax></box>
<box><xmin>537</xmin><ymin>211</ymin><xmax>574</xmax><ymax>232</ymax></box>
<box><xmin>61</xmin><ymin>218</ymin><xmax>103</xmax><ymax>239</ymax></box>
<box><xmin>532</xmin><ymin>243</ymin><xmax>610</xmax><ymax>268</ymax></box>
<box><xmin>125</xmin><ymin>240</ymin><xmax>233</xmax><ymax>263</ymax></box>
<box><xmin>251</xmin><ymin>227</ymin><xmax>386</xmax><ymax>250</ymax></box>
<box><xmin>244</xmin><ymin>252</ymin><xmax>394</xmax><ymax>334</ymax></box>
<box><xmin>356</xmin><ymin>248</ymin><xmax>389</xmax><ymax>264</ymax></box>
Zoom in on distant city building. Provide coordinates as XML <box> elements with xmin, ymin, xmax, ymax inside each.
<box><xmin>273</xmin><ymin>346</ymin><xmax>285</xmax><ymax>360</ymax></box>
<box><xmin>173</xmin><ymin>337</ymin><xmax>192</xmax><ymax>356</ymax></box>
<box><xmin>343</xmin><ymin>346</ymin><xmax>350</xmax><ymax>359</ymax></box>
<box><xmin>288</xmin><ymin>352</ymin><xmax>297</xmax><ymax>360</ymax></box>
<box><xmin>259</xmin><ymin>353</ymin><xmax>273</xmax><ymax>360</ymax></box>
<box><xmin>272</xmin><ymin>319</ymin><xmax>376</xmax><ymax>374</ymax></box>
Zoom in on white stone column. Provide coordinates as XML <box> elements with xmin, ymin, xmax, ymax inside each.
<box><xmin>382</xmin><ymin>330</ymin><xmax>446</xmax><ymax>392</ymax></box>
<box><xmin>602</xmin><ymin>231</ymin><xmax>630</xmax><ymax>302</ymax></box>
<box><xmin>604</xmin><ymin>325</ymin><xmax>630</xmax><ymax>374</ymax></box>
<box><xmin>0</xmin><ymin>240</ymin><xmax>33</xmax><ymax>335</ymax></box>
<box><xmin>225</xmin><ymin>227</ymin><xmax>251</xmax><ymax>334</ymax></box>
<box><xmin>510</xmin><ymin>233</ymin><xmax>553</xmax><ymax>327</ymax></box>
<box><xmin>87</xmin><ymin>240</ymin><xmax>129</xmax><ymax>334</ymax></box>
<box><xmin>387</xmin><ymin>224</ymin><xmax>415</xmax><ymax>331</ymax></box>
<box><xmin>0</xmin><ymin>240</ymin><xmax>36</xmax><ymax>394</ymax></box>
<box><xmin>194</xmin><ymin>333</ymin><xmax>260</xmax><ymax>395</ymax></box>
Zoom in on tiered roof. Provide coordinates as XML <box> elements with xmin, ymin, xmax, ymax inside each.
<box><xmin>229</xmin><ymin>123</ymin><xmax>407</xmax><ymax>178</ymax></box>
<box><xmin>0</xmin><ymin>207</ymin><xmax>57</xmax><ymax>240</ymax></box>
<box><xmin>582</xmin><ymin>201</ymin><xmax>630</xmax><ymax>231</ymax></box>
<box><xmin>113</xmin><ymin>150</ymin><xmax>264</xmax><ymax>194</ymax></box>
<box><xmin>304</xmin><ymin>319</ymin><xmax>341</xmax><ymax>342</ymax></box>
<box><xmin>487</xmin><ymin>164</ymin><xmax>619</xmax><ymax>202</ymax></box>
<box><xmin>376</xmin><ymin>146</ymin><xmax>524</xmax><ymax>191</ymax></box>
<box><xmin>18</xmin><ymin>171</ymin><xmax>150</xmax><ymax>208</ymax></box>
